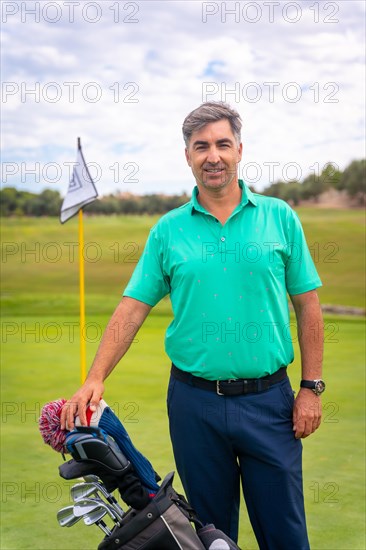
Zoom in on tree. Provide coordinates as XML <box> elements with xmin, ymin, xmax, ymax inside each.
<box><xmin>262</xmin><ymin>180</ymin><xmax>287</xmax><ymax>199</ymax></box>
<box><xmin>39</xmin><ymin>189</ymin><xmax>62</xmax><ymax>216</ymax></box>
<box><xmin>320</xmin><ymin>162</ymin><xmax>342</xmax><ymax>190</ymax></box>
<box><xmin>0</xmin><ymin>187</ymin><xmax>22</xmax><ymax>215</ymax></box>
<box><xmin>282</xmin><ymin>181</ymin><xmax>302</xmax><ymax>205</ymax></box>
<box><xmin>339</xmin><ymin>159</ymin><xmax>366</xmax><ymax>199</ymax></box>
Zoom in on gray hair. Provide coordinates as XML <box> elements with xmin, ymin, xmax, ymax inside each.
<box><xmin>182</xmin><ymin>101</ymin><xmax>242</xmax><ymax>146</ymax></box>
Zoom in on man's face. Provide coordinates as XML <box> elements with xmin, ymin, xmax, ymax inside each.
<box><xmin>185</xmin><ymin>119</ymin><xmax>242</xmax><ymax>191</ymax></box>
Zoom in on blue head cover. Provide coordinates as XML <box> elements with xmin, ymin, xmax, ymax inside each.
<box><xmin>70</xmin><ymin>403</ymin><xmax>160</xmax><ymax>493</ymax></box>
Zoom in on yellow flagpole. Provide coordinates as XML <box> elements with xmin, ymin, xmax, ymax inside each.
<box><xmin>78</xmin><ymin>208</ymin><xmax>87</xmax><ymax>383</ymax></box>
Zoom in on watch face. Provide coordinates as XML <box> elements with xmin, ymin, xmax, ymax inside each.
<box><xmin>315</xmin><ymin>380</ymin><xmax>326</xmax><ymax>393</ymax></box>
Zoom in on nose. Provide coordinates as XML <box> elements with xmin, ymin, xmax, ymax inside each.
<box><xmin>206</xmin><ymin>146</ymin><xmax>221</xmax><ymax>164</ymax></box>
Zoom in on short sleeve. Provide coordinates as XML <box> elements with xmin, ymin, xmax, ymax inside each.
<box><xmin>123</xmin><ymin>227</ymin><xmax>170</xmax><ymax>306</ymax></box>
<box><xmin>285</xmin><ymin>210</ymin><xmax>322</xmax><ymax>295</ymax></box>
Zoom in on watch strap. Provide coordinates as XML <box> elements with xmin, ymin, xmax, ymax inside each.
<box><xmin>300</xmin><ymin>380</ymin><xmax>316</xmax><ymax>389</ymax></box>
<box><xmin>300</xmin><ymin>379</ymin><xmax>325</xmax><ymax>395</ymax></box>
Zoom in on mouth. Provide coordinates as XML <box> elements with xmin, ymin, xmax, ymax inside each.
<box><xmin>204</xmin><ymin>167</ymin><xmax>225</xmax><ymax>175</ymax></box>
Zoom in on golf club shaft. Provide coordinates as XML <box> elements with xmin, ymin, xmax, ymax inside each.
<box><xmin>96</xmin><ymin>519</ymin><xmax>111</xmax><ymax>536</ymax></box>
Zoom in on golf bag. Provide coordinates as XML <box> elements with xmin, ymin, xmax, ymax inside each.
<box><xmin>97</xmin><ymin>471</ymin><xmax>206</xmax><ymax>550</ymax></box>
<box><xmin>60</xmin><ymin>426</ymin><xmax>240</xmax><ymax>550</ymax></box>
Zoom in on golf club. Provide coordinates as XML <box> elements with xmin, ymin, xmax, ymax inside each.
<box><xmin>73</xmin><ymin>482</ymin><xmax>124</xmax><ymax>521</ymax></box>
<box><xmin>83</xmin><ymin>474</ymin><xmax>100</xmax><ymax>483</ymax></box>
<box><xmin>82</xmin><ymin>476</ymin><xmax>125</xmax><ymax>519</ymax></box>
<box><xmin>57</xmin><ymin>505</ymin><xmax>82</xmax><ymax>527</ymax></box>
<box><xmin>83</xmin><ymin>507</ymin><xmax>112</xmax><ymax>535</ymax></box>
<box><xmin>73</xmin><ymin>498</ymin><xmax>120</xmax><ymax>523</ymax></box>
<box><xmin>71</xmin><ymin>481</ymin><xmax>99</xmax><ymax>502</ymax></box>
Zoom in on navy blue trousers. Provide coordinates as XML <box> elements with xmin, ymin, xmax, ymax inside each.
<box><xmin>167</xmin><ymin>374</ymin><xmax>310</xmax><ymax>550</ymax></box>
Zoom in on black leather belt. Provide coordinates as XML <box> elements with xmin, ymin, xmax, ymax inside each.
<box><xmin>171</xmin><ymin>364</ymin><xmax>287</xmax><ymax>396</ymax></box>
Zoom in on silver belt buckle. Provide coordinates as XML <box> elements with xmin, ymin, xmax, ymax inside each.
<box><xmin>216</xmin><ymin>379</ymin><xmax>237</xmax><ymax>395</ymax></box>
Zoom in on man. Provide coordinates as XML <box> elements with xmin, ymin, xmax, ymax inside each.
<box><xmin>61</xmin><ymin>102</ymin><xmax>325</xmax><ymax>549</ymax></box>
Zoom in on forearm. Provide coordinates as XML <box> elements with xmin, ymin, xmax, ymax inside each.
<box><xmin>87</xmin><ymin>296</ymin><xmax>152</xmax><ymax>383</ymax></box>
<box><xmin>290</xmin><ymin>290</ymin><xmax>324</xmax><ymax>438</ymax></box>
<box><xmin>61</xmin><ymin>296</ymin><xmax>151</xmax><ymax>429</ymax></box>
<box><xmin>291</xmin><ymin>290</ymin><xmax>324</xmax><ymax>379</ymax></box>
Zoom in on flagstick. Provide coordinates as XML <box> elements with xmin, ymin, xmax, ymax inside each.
<box><xmin>78</xmin><ymin>208</ymin><xmax>87</xmax><ymax>383</ymax></box>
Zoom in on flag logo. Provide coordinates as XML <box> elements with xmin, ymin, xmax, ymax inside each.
<box><xmin>60</xmin><ymin>142</ymin><xmax>98</xmax><ymax>223</ymax></box>
<box><xmin>68</xmin><ymin>170</ymin><xmax>83</xmax><ymax>193</ymax></box>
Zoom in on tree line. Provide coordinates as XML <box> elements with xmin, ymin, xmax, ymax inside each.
<box><xmin>1</xmin><ymin>159</ymin><xmax>364</xmax><ymax>217</ymax></box>
<box><xmin>261</xmin><ymin>159</ymin><xmax>365</xmax><ymax>205</ymax></box>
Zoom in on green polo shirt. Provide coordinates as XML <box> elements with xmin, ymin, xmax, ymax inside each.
<box><xmin>123</xmin><ymin>180</ymin><xmax>322</xmax><ymax>380</ymax></box>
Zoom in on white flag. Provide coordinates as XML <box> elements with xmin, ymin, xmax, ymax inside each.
<box><xmin>60</xmin><ymin>144</ymin><xmax>98</xmax><ymax>223</ymax></box>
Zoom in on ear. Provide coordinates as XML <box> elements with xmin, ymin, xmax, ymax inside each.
<box><xmin>185</xmin><ymin>148</ymin><xmax>191</xmax><ymax>167</ymax></box>
<box><xmin>237</xmin><ymin>142</ymin><xmax>243</xmax><ymax>163</ymax></box>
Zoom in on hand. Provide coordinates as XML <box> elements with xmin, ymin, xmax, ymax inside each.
<box><xmin>293</xmin><ymin>388</ymin><xmax>322</xmax><ymax>439</ymax></box>
<box><xmin>60</xmin><ymin>379</ymin><xmax>104</xmax><ymax>430</ymax></box>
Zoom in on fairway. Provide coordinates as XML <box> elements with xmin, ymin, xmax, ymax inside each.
<box><xmin>1</xmin><ymin>208</ymin><xmax>365</xmax><ymax>315</ymax></box>
<box><xmin>1</xmin><ymin>211</ymin><xmax>365</xmax><ymax>549</ymax></box>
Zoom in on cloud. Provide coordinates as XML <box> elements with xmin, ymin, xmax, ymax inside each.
<box><xmin>1</xmin><ymin>0</ymin><xmax>365</xmax><ymax>194</ymax></box>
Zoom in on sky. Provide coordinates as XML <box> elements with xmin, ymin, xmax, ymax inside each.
<box><xmin>1</xmin><ymin>0</ymin><xmax>365</xmax><ymax>196</ymax></box>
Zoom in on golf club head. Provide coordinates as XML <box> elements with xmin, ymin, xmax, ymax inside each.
<box><xmin>57</xmin><ymin>505</ymin><xmax>82</xmax><ymax>527</ymax></box>
<box><xmin>77</xmin><ymin>474</ymin><xmax>125</xmax><ymax>519</ymax></box>
<box><xmin>73</xmin><ymin>498</ymin><xmax>104</xmax><ymax>518</ymax></box>
<box><xmin>85</xmin><ymin>512</ymin><xmax>112</xmax><ymax>536</ymax></box>
<box><xmin>71</xmin><ymin>482</ymin><xmax>98</xmax><ymax>502</ymax></box>
<box><xmin>73</xmin><ymin>497</ymin><xmax>119</xmax><ymax>522</ymax></box>
<box><xmin>90</xmin><ymin>480</ymin><xmax>125</xmax><ymax>519</ymax></box>
<box><xmin>83</xmin><ymin>475</ymin><xmax>117</xmax><ymax>502</ymax></box>
<box><xmin>83</xmin><ymin>507</ymin><xmax>108</xmax><ymax>526</ymax></box>
<box><xmin>83</xmin><ymin>474</ymin><xmax>100</xmax><ymax>483</ymax></box>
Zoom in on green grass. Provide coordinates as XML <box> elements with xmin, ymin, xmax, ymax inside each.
<box><xmin>1</xmin><ymin>313</ymin><xmax>365</xmax><ymax>549</ymax></box>
<box><xmin>1</xmin><ymin>209</ymin><xmax>365</xmax><ymax>313</ymax></box>
<box><xmin>294</xmin><ymin>208</ymin><xmax>365</xmax><ymax>309</ymax></box>
<box><xmin>1</xmin><ymin>210</ymin><xmax>365</xmax><ymax>549</ymax></box>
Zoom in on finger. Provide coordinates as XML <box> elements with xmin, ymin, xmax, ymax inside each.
<box><xmin>296</xmin><ymin>426</ymin><xmax>309</xmax><ymax>439</ymax></box>
<box><xmin>89</xmin><ymin>389</ymin><xmax>102</xmax><ymax>411</ymax></box>
<box><xmin>293</xmin><ymin>419</ymin><xmax>305</xmax><ymax>439</ymax></box>
<box><xmin>295</xmin><ymin>415</ymin><xmax>314</xmax><ymax>438</ymax></box>
<box><xmin>303</xmin><ymin>416</ymin><xmax>317</xmax><ymax>438</ymax></box>
<box><xmin>307</xmin><ymin>408</ymin><xmax>321</xmax><ymax>435</ymax></box>
<box><xmin>299</xmin><ymin>412</ymin><xmax>323</xmax><ymax>438</ymax></box>
<box><xmin>313</xmin><ymin>414</ymin><xmax>322</xmax><ymax>432</ymax></box>
<box><xmin>292</xmin><ymin>408</ymin><xmax>302</xmax><ymax>438</ymax></box>
<box><xmin>302</xmin><ymin>426</ymin><xmax>312</xmax><ymax>438</ymax></box>
<box><xmin>66</xmin><ymin>401</ymin><xmax>78</xmax><ymax>430</ymax></box>
<box><xmin>60</xmin><ymin>404</ymin><xmax>67</xmax><ymax>430</ymax></box>
<box><xmin>60</xmin><ymin>401</ymin><xmax>75</xmax><ymax>430</ymax></box>
<box><xmin>316</xmin><ymin>407</ymin><xmax>322</xmax><ymax>428</ymax></box>
<box><xmin>67</xmin><ymin>412</ymin><xmax>75</xmax><ymax>430</ymax></box>
<box><xmin>76</xmin><ymin>400</ymin><xmax>88</xmax><ymax>426</ymax></box>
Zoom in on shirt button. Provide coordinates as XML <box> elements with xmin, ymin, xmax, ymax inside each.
<box><xmin>220</xmin><ymin>236</ymin><xmax>226</xmax><ymax>242</ymax></box>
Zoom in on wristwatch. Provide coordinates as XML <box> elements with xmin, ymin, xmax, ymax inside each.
<box><xmin>300</xmin><ymin>379</ymin><xmax>326</xmax><ymax>396</ymax></box>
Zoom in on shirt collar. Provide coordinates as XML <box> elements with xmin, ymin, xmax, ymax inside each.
<box><xmin>190</xmin><ymin>179</ymin><xmax>257</xmax><ymax>215</ymax></box>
